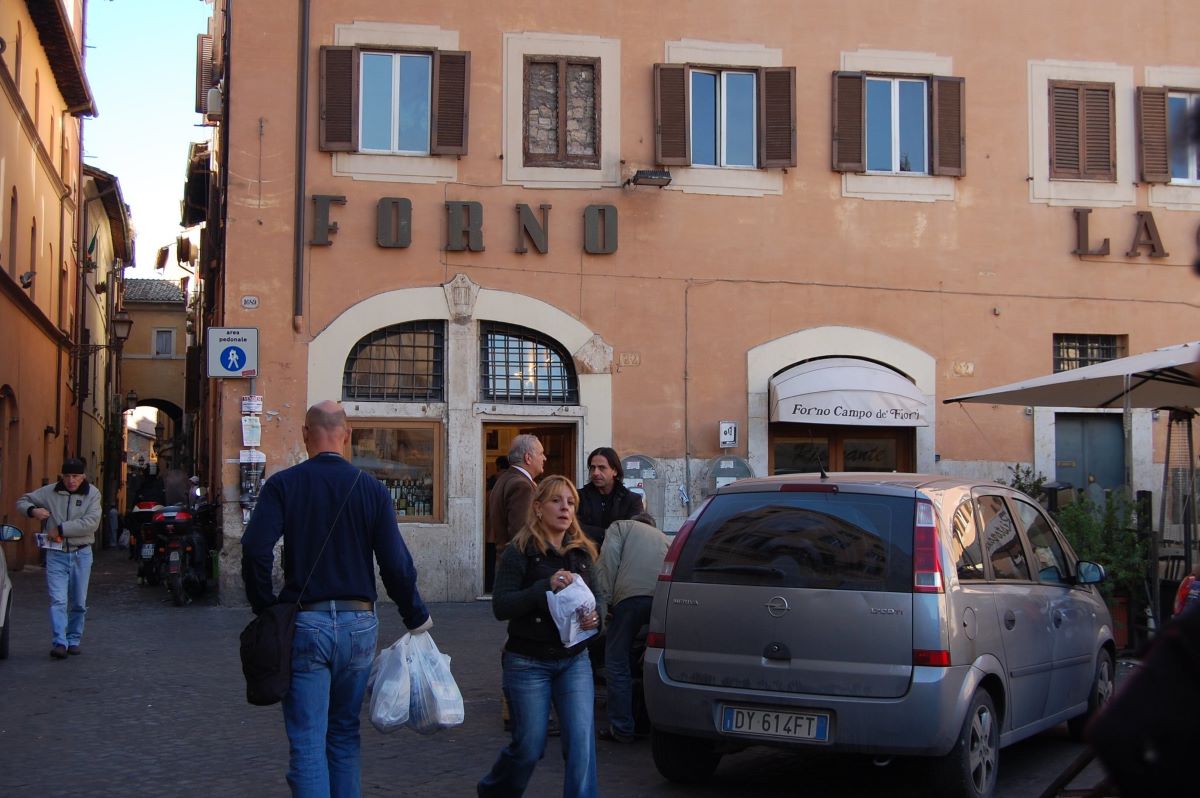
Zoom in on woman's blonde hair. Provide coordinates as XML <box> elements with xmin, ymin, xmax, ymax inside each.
<box><xmin>510</xmin><ymin>475</ymin><xmax>599</xmax><ymax>561</ymax></box>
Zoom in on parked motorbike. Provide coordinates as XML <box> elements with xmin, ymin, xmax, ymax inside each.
<box><xmin>136</xmin><ymin>504</ymin><xmax>212</xmax><ymax>606</ymax></box>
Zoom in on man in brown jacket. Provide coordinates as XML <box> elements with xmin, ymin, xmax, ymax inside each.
<box><xmin>486</xmin><ymin>434</ymin><xmax>546</xmax><ymax>574</ymax></box>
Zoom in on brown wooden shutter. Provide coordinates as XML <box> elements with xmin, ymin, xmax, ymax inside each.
<box><xmin>319</xmin><ymin>46</ymin><xmax>357</xmax><ymax>152</ymax></box>
<box><xmin>1137</xmin><ymin>86</ymin><xmax>1170</xmax><ymax>184</ymax></box>
<box><xmin>431</xmin><ymin>50</ymin><xmax>470</xmax><ymax>155</ymax></box>
<box><xmin>831</xmin><ymin>71</ymin><xmax>865</xmax><ymax>172</ymax></box>
<box><xmin>931</xmin><ymin>76</ymin><xmax>965</xmax><ymax>177</ymax></box>
<box><xmin>758</xmin><ymin>66</ymin><xmax>796</xmax><ymax>168</ymax></box>
<box><xmin>195</xmin><ymin>34</ymin><xmax>214</xmax><ymax>114</ymax></box>
<box><xmin>1049</xmin><ymin>82</ymin><xmax>1081</xmax><ymax>178</ymax></box>
<box><xmin>1082</xmin><ymin>84</ymin><xmax>1115</xmax><ymax>180</ymax></box>
<box><xmin>654</xmin><ymin>63</ymin><xmax>689</xmax><ymax>166</ymax></box>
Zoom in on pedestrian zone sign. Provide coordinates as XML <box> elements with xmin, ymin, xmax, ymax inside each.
<box><xmin>208</xmin><ymin>328</ymin><xmax>259</xmax><ymax>378</ymax></box>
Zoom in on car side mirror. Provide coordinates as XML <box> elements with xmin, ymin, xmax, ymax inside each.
<box><xmin>1075</xmin><ymin>560</ymin><xmax>1106</xmax><ymax>585</ymax></box>
<box><xmin>0</xmin><ymin>524</ymin><xmax>24</xmax><ymax>542</ymax></box>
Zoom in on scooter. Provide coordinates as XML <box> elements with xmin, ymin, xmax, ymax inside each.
<box><xmin>138</xmin><ymin>505</ymin><xmax>211</xmax><ymax>606</ymax></box>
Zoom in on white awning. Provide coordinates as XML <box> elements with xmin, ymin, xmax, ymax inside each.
<box><xmin>769</xmin><ymin>358</ymin><xmax>929</xmax><ymax>427</ymax></box>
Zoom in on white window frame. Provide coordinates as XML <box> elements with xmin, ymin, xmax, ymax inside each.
<box><xmin>865</xmin><ymin>76</ymin><xmax>929</xmax><ymax>175</ymax></box>
<box><xmin>358</xmin><ymin>51</ymin><xmax>433</xmax><ymax>157</ymax></box>
<box><xmin>1169</xmin><ymin>91</ymin><xmax>1200</xmax><ymax>186</ymax></box>
<box><xmin>153</xmin><ymin>328</ymin><xmax>175</xmax><ymax>358</ymax></box>
<box><xmin>689</xmin><ymin>68</ymin><xmax>758</xmax><ymax>170</ymax></box>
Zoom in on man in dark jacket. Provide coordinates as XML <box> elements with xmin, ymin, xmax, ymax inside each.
<box><xmin>577</xmin><ymin>447</ymin><xmax>643</xmax><ymax>546</ymax></box>
<box><xmin>242</xmin><ymin>400</ymin><xmax>431</xmax><ymax>796</ymax></box>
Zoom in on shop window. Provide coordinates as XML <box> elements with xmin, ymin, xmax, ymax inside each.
<box><xmin>1052</xmin><ymin>333</ymin><xmax>1126</xmax><ymax>372</ymax></box>
<box><xmin>769</xmin><ymin>425</ymin><xmax>913</xmax><ymax>474</ymax></box>
<box><xmin>654</xmin><ymin>63</ymin><xmax>795</xmax><ymax>168</ymax></box>
<box><xmin>1048</xmin><ymin>80</ymin><xmax>1115</xmax><ymax>181</ymax></box>
<box><xmin>832</xmin><ymin>72</ymin><xmax>963</xmax><ymax>176</ymax></box>
<box><xmin>318</xmin><ymin>45</ymin><xmax>469</xmax><ymax>156</ymax></box>
<box><xmin>524</xmin><ymin>56</ymin><xmax>599</xmax><ymax>168</ymax></box>
<box><xmin>343</xmin><ymin>320</ymin><xmax>445</xmax><ymax>402</ymax></box>
<box><xmin>480</xmin><ymin>322</ymin><xmax>578</xmax><ymax>404</ymax></box>
<box><xmin>1137</xmin><ymin>87</ymin><xmax>1200</xmax><ymax>185</ymax></box>
<box><xmin>346</xmin><ymin>421</ymin><xmax>442</xmax><ymax>522</ymax></box>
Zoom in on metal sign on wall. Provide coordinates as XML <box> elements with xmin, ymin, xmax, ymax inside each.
<box><xmin>207</xmin><ymin>328</ymin><xmax>259</xmax><ymax>378</ymax></box>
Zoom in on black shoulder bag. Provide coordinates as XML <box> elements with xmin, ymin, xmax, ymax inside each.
<box><xmin>239</xmin><ymin>470</ymin><xmax>362</xmax><ymax>706</ymax></box>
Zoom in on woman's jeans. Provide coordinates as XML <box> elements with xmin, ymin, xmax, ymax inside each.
<box><xmin>283</xmin><ymin>608</ymin><xmax>378</xmax><ymax>798</ymax></box>
<box><xmin>478</xmin><ymin>650</ymin><xmax>598</xmax><ymax>798</ymax></box>
<box><xmin>45</xmin><ymin>546</ymin><xmax>92</xmax><ymax>647</ymax></box>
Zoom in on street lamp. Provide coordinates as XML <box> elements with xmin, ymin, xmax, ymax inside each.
<box><xmin>126</xmin><ymin>389</ymin><xmax>139</xmax><ymax>411</ymax></box>
<box><xmin>71</xmin><ymin>309</ymin><xmax>134</xmax><ymax>355</ymax></box>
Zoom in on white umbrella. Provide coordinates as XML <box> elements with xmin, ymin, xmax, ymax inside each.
<box><xmin>943</xmin><ymin>341</ymin><xmax>1200</xmax><ymax>410</ymax></box>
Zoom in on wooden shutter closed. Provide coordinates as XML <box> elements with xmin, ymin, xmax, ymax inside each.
<box><xmin>431</xmin><ymin>50</ymin><xmax>470</xmax><ymax>155</ymax></box>
<box><xmin>195</xmin><ymin>34</ymin><xmax>214</xmax><ymax>114</ymax></box>
<box><xmin>1049</xmin><ymin>82</ymin><xmax>1081</xmax><ymax>178</ymax></box>
<box><xmin>654</xmin><ymin>64</ymin><xmax>689</xmax><ymax>166</ymax></box>
<box><xmin>1137</xmin><ymin>86</ymin><xmax>1170</xmax><ymax>184</ymax></box>
<box><xmin>1049</xmin><ymin>81</ymin><xmax>1115</xmax><ymax>181</ymax></box>
<box><xmin>1082</xmin><ymin>84</ymin><xmax>1115</xmax><ymax>180</ymax></box>
<box><xmin>831</xmin><ymin>72</ymin><xmax>865</xmax><ymax>172</ymax></box>
<box><xmin>319</xmin><ymin>46</ymin><xmax>357</xmax><ymax>152</ymax></box>
<box><xmin>758</xmin><ymin>67</ymin><xmax>796</xmax><ymax>168</ymax></box>
<box><xmin>931</xmin><ymin>76</ymin><xmax>965</xmax><ymax>177</ymax></box>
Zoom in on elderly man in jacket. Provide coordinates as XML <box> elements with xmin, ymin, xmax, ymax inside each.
<box><xmin>17</xmin><ymin>457</ymin><xmax>102</xmax><ymax>659</ymax></box>
<box><xmin>592</xmin><ymin>511</ymin><xmax>669</xmax><ymax>743</ymax></box>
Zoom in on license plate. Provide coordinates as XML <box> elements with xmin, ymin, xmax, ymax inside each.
<box><xmin>720</xmin><ymin>705</ymin><xmax>830</xmax><ymax>742</ymax></box>
<box><xmin>168</xmin><ymin>550</ymin><xmax>181</xmax><ymax>562</ymax></box>
<box><xmin>141</xmin><ymin>544</ymin><xmax>155</xmax><ymax>558</ymax></box>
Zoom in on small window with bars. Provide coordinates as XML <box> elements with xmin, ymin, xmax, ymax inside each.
<box><xmin>480</xmin><ymin>322</ymin><xmax>578</xmax><ymax>404</ymax></box>
<box><xmin>343</xmin><ymin>320</ymin><xmax>445</xmax><ymax>401</ymax></box>
<box><xmin>1053</xmin><ymin>334</ymin><xmax>1126</xmax><ymax>372</ymax></box>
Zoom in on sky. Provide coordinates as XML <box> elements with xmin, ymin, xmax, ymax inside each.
<box><xmin>83</xmin><ymin>0</ymin><xmax>213</xmax><ymax>279</ymax></box>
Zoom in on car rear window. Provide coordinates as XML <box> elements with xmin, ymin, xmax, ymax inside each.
<box><xmin>672</xmin><ymin>490</ymin><xmax>915</xmax><ymax>592</ymax></box>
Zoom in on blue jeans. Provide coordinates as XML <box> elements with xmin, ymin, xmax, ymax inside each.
<box><xmin>605</xmin><ymin>595</ymin><xmax>652</xmax><ymax>737</ymax></box>
<box><xmin>478</xmin><ymin>651</ymin><xmax>598</xmax><ymax>798</ymax></box>
<box><xmin>45</xmin><ymin>546</ymin><xmax>93</xmax><ymax>647</ymax></box>
<box><xmin>283</xmin><ymin>608</ymin><xmax>379</xmax><ymax>798</ymax></box>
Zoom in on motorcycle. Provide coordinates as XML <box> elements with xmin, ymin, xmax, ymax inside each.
<box><xmin>137</xmin><ymin>504</ymin><xmax>212</xmax><ymax>606</ymax></box>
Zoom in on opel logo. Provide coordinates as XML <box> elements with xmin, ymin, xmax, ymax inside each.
<box><xmin>765</xmin><ymin>596</ymin><xmax>790</xmax><ymax>618</ymax></box>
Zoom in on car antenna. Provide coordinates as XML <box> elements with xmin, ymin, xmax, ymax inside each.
<box><xmin>817</xmin><ymin>455</ymin><xmax>829</xmax><ymax>481</ymax></box>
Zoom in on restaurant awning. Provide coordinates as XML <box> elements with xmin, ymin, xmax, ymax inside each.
<box><xmin>769</xmin><ymin>358</ymin><xmax>929</xmax><ymax>427</ymax></box>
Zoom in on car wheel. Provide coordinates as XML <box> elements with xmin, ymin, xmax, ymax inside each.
<box><xmin>1067</xmin><ymin>649</ymin><xmax>1114</xmax><ymax>741</ymax></box>
<box><xmin>651</xmin><ymin>729</ymin><xmax>720</xmax><ymax>784</ymax></box>
<box><xmin>0</xmin><ymin>592</ymin><xmax>11</xmax><ymax>660</ymax></box>
<box><xmin>934</xmin><ymin>689</ymin><xmax>998</xmax><ymax>798</ymax></box>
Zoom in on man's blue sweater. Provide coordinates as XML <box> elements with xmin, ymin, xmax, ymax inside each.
<box><xmin>241</xmin><ymin>452</ymin><xmax>429</xmax><ymax>628</ymax></box>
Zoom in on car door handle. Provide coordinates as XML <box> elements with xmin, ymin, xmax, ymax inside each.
<box><xmin>1004</xmin><ymin>610</ymin><xmax>1016</xmax><ymax>630</ymax></box>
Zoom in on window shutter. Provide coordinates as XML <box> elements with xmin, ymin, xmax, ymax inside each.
<box><xmin>431</xmin><ymin>50</ymin><xmax>470</xmax><ymax>155</ymax></box>
<box><xmin>931</xmin><ymin>76</ymin><xmax>965</xmax><ymax>177</ymax></box>
<box><xmin>319</xmin><ymin>46</ymin><xmax>357</xmax><ymax>152</ymax></box>
<box><xmin>831</xmin><ymin>71</ymin><xmax>865</xmax><ymax>172</ymax></box>
<box><xmin>195</xmin><ymin>34</ymin><xmax>214</xmax><ymax>114</ymax></box>
<box><xmin>1081</xmin><ymin>84</ymin><xmax>1115</xmax><ymax>181</ymax></box>
<box><xmin>1137</xmin><ymin>86</ymin><xmax>1170</xmax><ymax>184</ymax></box>
<box><xmin>654</xmin><ymin>63</ymin><xmax>689</xmax><ymax>166</ymax></box>
<box><xmin>758</xmin><ymin>67</ymin><xmax>796</xmax><ymax>168</ymax></box>
<box><xmin>1049</xmin><ymin>82</ymin><xmax>1081</xmax><ymax>179</ymax></box>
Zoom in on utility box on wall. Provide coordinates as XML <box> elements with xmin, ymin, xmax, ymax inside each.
<box><xmin>622</xmin><ymin>453</ymin><xmax>664</xmax><ymax>528</ymax></box>
<box><xmin>706</xmin><ymin>455</ymin><xmax>753</xmax><ymax>497</ymax></box>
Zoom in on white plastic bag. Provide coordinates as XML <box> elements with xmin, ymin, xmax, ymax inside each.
<box><xmin>545</xmin><ymin>577</ymin><xmax>598</xmax><ymax>647</ymax></box>
<box><xmin>406</xmin><ymin>632</ymin><xmax>465</xmax><ymax>734</ymax></box>
<box><xmin>368</xmin><ymin>636</ymin><xmax>411</xmax><ymax>733</ymax></box>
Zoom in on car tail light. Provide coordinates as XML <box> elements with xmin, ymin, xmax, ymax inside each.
<box><xmin>659</xmin><ymin>496</ymin><xmax>712</xmax><ymax>581</ymax></box>
<box><xmin>913</xmin><ymin>649</ymin><xmax>951</xmax><ymax>667</ymax></box>
<box><xmin>153</xmin><ymin>511</ymin><xmax>166</xmax><ymax>522</ymax></box>
<box><xmin>913</xmin><ymin>498</ymin><xmax>944</xmax><ymax>594</ymax></box>
<box><xmin>646</xmin><ymin>631</ymin><xmax>665</xmax><ymax>648</ymax></box>
<box><xmin>175</xmin><ymin>511</ymin><xmax>192</xmax><ymax>522</ymax></box>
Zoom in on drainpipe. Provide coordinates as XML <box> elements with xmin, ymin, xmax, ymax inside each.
<box><xmin>292</xmin><ymin>0</ymin><xmax>311</xmax><ymax>332</ymax></box>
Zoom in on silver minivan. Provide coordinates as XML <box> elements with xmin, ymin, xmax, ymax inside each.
<box><xmin>643</xmin><ymin>474</ymin><xmax>1115</xmax><ymax>798</ymax></box>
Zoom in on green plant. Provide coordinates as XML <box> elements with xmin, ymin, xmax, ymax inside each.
<box><xmin>1054</xmin><ymin>494</ymin><xmax>1147</xmax><ymax>598</ymax></box>
<box><xmin>999</xmin><ymin>464</ymin><xmax>1047</xmax><ymax>501</ymax></box>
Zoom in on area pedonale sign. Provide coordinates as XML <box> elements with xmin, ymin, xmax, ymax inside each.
<box><xmin>1071</xmin><ymin>207</ymin><xmax>1200</xmax><ymax>259</ymax></box>
<box><xmin>310</xmin><ymin>194</ymin><xmax>619</xmax><ymax>255</ymax></box>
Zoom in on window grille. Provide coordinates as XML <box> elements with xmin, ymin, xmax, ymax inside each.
<box><xmin>343</xmin><ymin>320</ymin><xmax>444</xmax><ymax>401</ymax></box>
<box><xmin>480</xmin><ymin>322</ymin><xmax>578</xmax><ymax>404</ymax></box>
<box><xmin>1052</xmin><ymin>334</ymin><xmax>1126</xmax><ymax>372</ymax></box>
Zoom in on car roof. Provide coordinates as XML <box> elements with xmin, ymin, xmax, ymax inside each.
<box><xmin>714</xmin><ymin>472</ymin><xmax>987</xmax><ymax>495</ymax></box>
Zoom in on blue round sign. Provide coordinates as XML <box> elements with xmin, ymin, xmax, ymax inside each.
<box><xmin>220</xmin><ymin>345</ymin><xmax>247</xmax><ymax>373</ymax></box>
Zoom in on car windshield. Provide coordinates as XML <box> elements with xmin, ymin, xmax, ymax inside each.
<box><xmin>673</xmin><ymin>491</ymin><xmax>915</xmax><ymax>592</ymax></box>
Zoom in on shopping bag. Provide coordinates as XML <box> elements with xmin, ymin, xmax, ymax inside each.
<box><xmin>406</xmin><ymin>632</ymin><xmax>465</xmax><ymax>734</ymax></box>
<box><xmin>368</xmin><ymin>636</ymin><xmax>412</xmax><ymax>733</ymax></box>
<box><xmin>545</xmin><ymin>577</ymin><xmax>598</xmax><ymax>647</ymax></box>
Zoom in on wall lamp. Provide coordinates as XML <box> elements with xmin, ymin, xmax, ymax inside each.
<box><xmin>71</xmin><ymin>310</ymin><xmax>134</xmax><ymax>354</ymax></box>
<box><xmin>623</xmin><ymin>169</ymin><xmax>672</xmax><ymax>188</ymax></box>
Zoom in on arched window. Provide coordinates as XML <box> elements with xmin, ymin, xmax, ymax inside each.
<box><xmin>343</xmin><ymin>320</ymin><xmax>445</xmax><ymax>401</ymax></box>
<box><xmin>480</xmin><ymin>322</ymin><xmax>578</xmax><ymax>404</ymax></box>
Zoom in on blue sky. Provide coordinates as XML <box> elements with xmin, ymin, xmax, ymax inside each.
<box><xmin>83</xmin><ymin>0</ymin><xmax>213</xmax><ymax>277</ymax></box>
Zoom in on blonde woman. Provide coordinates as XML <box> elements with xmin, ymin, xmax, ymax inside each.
<box><xmin>478</xmin><ymin>475</ymin><xmax>601</xmax><ymax>798</ymax></box>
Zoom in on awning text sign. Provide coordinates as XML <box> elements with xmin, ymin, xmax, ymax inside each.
<box><xmin>769</xmin><ymin>358</ymin><xmax>929</xmax><ymax>428</ymax></box>
<box><xmin>779</xmin><ymin>396</ymin><xmax>926</xmax><ymax>427</ymax></box>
